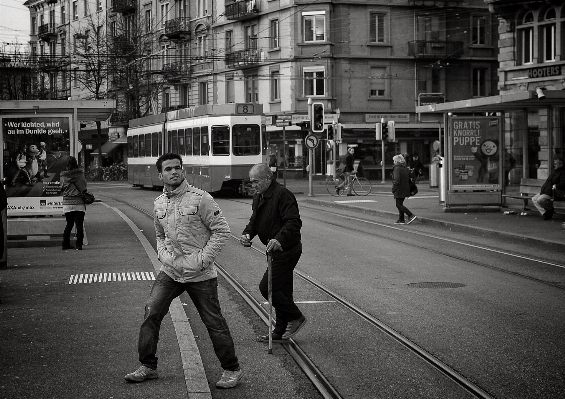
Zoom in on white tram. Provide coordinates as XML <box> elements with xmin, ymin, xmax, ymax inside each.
<box><xmin>127</xmin><ymin>103</ymin><xmax>266</xmax><ymax>193</ymax></box>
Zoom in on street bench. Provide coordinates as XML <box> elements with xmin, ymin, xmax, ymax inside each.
<box><xmin>505</xmin><ymin>178</ymin><xmax>565</xmax><ymax>212</ymax></box>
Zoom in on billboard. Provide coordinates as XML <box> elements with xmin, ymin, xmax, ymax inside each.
<box><xmin>1</xmin><ymin>115</ymin><xmax>72</xmax><ymax>215</ymax></box>
<box><xmin>449</xmin><ymin>116</ymin><xmax>502</xmax><ymax>190</ymax></box>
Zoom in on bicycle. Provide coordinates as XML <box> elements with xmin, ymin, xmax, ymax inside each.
<box><xmin>326</xmin><ymin>172</ymin><xmax>372</xmax><ymax>196</ymax></box>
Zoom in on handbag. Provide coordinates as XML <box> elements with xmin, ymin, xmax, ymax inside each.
<box><xmin>73</xmin><ymin>183</ymin><xmax>95</xmax><ymax>204</ymax></box>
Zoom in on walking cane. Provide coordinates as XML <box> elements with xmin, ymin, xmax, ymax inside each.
<box><xmin>266</xmin><ymin>251</ymin><xmax>273</xmax><ymax>354</ymax></box>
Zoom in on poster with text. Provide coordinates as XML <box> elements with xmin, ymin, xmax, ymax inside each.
<box><xmin>1</xmin><ymin>115</ymin><xmax>72</xmax><ymax>215</ymax></box>
<box><xmin>449</xmin><ymin>116</ymin><xmax>502</xmax><ymax>190</ymax></box>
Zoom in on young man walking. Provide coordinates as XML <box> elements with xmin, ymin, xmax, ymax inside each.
<box><xmin>125</xmin><ymin>153</ymin><xmax>243</xmax><ymax>389</ymax></box>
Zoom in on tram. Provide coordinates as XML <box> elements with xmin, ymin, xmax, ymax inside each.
<box><xmin>127</xmin><ymin>103</ymin><xmax>266</xmax><ymax>193</ymax></box>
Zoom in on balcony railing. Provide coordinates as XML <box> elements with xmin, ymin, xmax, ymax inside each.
<box><xmin>38</xmin><ymin>56</ymin><xmax>66</xmax><ymax>71</ymax></box>
<box><xmin>408</xmin><ymin>40</ymin><xmax>464</xmax><ymax>59</ymax></box>
<box><xmin>109</xmin><ymin>112</ymin><xmax>132</xmax><ymax>126</ymax></box>
<box><xmin>164</xmin><ymin>18</ymin><xmax>191</xmax><ymax>40</ymax></box>
<box><xmin>112</xmin><ymin>0</ymin><xmax>136</xmax><ymax>13</ymax></box>
<box><xmin>38</xmin><ymin>23</ymin><xmax>58</xmax><ymax>41</ymax></box>
<box><xmin>225</xmin><ymin>0</ymin><xmax>259</xmax><ymax>21</ymax></box>
<box><xmin>163</xmin><ymin>61</ymin><xmax>190</xmax><ymax>82</ymax></box>
<box><xmin>225</xmin><ymin>48</ymin><xmax>260</xmax><ymax>68</ymax></box>
<box><xmin>111</xmin><ymin>35</ymin><xmax>135</xmax><ymax>55</ymax></box>
<box><xmin>45</xmin><ymin>0</ymin><xmax>58</xmax><ymax>4</ymax></box>
<box><xmin>55</xmin><ymin>88</ymin><xmax>71</xmax><ymax>99</ymax></box>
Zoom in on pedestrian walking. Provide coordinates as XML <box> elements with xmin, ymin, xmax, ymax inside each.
<box><xmin>240</xmin><ymin>163</ymin><xmax>307</xmax><ymax>342</ymax></box>
<box><xmin>392</xmin><ymin>154</ymin><xmax>417</xmax><ymax>225</ymax></box>
<box><xmin>60</xmin><ymin>156</ymin><xmax>87</xmax><ymax>250</ymax></box>
<box><xmin>125</xmin><ymin>153</ymin><xmax>243</xmax><ymax>388</ymax></box>
<box><xmin>532</xmin><ymin>156</ymin><xmax>565</xmax><ymax>220</ymax></box>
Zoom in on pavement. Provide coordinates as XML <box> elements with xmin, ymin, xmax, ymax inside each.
<box><xmin>0</xmin><ymin>178</ymin><xmax>563</xmax><ymax>399</ymax></box>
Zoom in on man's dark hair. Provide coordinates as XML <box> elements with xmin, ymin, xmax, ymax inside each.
<box><xmin>156</xmin><ymin>153</ymin><xmax>182</xmax><ymax>173</ymax></box>
<box><xmin>66</xmin><ymin>156</ymin><xmax>79</xmax><ymax>171</ymax></box>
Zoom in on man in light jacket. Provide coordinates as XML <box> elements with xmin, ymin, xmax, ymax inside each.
<box><xmin>125</xmin><ymin>153</ymin><xmax>243</xmax><ymax>389</ymax></box>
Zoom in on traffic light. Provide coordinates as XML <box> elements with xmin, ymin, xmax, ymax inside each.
<box><xmin>327</xmin><ymin>124</ymin><xmax>334</xmax><ymax>140</ymax></box>
<box><xmin>382</xmin><ymin>122</ymin><xmax>389</xmax><ymax>141</ymax></box>
<box><xmin>387</xmin><ymin>121</ymin><xmax>395</xmax><ymax>141</ymax></box>
<box><xmin>311</xmin><ymin>102</ymin><xmax>325</xmax><ymax>133</ymax></box>
<box><xmin>375</xmin><ymin>123</ymin><xmax>382</xmax><ymax>140</ymax></box>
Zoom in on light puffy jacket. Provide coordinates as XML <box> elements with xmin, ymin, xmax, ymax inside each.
<box><xmin>154</xmin><ymin>179</ymin><xmax>230</xmax><ymax>283</ymax></box>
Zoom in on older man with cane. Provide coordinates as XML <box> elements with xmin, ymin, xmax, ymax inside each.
<box><xmin>240</xmin><ymin>163</ymin><xmax>307</xmax><ymax>343</ymax></box>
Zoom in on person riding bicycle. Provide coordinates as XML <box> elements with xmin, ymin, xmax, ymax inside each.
<box><xmin>336</xmin><ymin>147</ymin><xmax>355</xmax><ymax>196</ymax></box>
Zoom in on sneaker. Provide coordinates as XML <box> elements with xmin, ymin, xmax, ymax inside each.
<box><xmin>216</xmin><ymin>369</ymin><xmax>243</xmax><ymax>389</ymax></box>
<box><xmin>394</xmin><ymin>220</ymin><xmax>405</xmax><ymax>225</ymax></box>
<box><xmin>257</xmin><ymin>333</ymin><xmax>288</xmax><ymax>343</ymax></box>
<box><xmin>334</xmin><ymin>187</ymin><xmax>341</xmax><ymax>195</ymax></box>
<box><xmin>282</xmin><ymin>315</ymin><xmax>307</xmax><ymax>340</ymax></box>
<box><xmin>124</xmin><ymin>365</ymin><xmax>159</xmax><ymax>382</ymax></box>
<box><xmin>406</xmin><ymin>215</ymin><xmax>417</xmax><ymax>225</ymax></box>
<box><xmin>543</xmin><ymin>209</ymin><xmax>554</xmax><ymax>220</ymax></box>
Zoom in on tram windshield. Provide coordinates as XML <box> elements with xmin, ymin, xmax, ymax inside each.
<box><xmin>233</xmin><ymin>124</ymin><xmax>260</xmax><ymax>156</ymax></box>
<box><xmin>212</xmin><ymin>125</ymin><xmax>230</xmax><ymax>155</ymax></box>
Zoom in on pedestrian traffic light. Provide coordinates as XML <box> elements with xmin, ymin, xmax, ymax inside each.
<box><xmin>311</xmin><ymin>102</ymin><xmax>325</xmax><ymax>133</ymax></box>
<box><xmin>335</xmin><ymin>123</ymin><xmax>342</xmax><ymax>142</ymax></box>
<box><xmin>375</xmin><ymin>123</ymin><xmax>382</xmax><ymax>140</ymax></box>
<box><xmin>382</xmin><ymin>122</ymin><xmax>389</xmax><ymax>141</ymax></box>
<box><xmin>387</xmin><ymin>121</ymin><xmax>395</xmax><ymax>141</ymax></box>
<box><xmin>327</xmin><ymin>124</ymin><xmax>334</xmax><ymax>140</ymax></box>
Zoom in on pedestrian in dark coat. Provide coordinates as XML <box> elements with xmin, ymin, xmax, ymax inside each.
<box><xmin>532</xmin><ymin>156</ymin><xmax>565</xmax><ymax>220</ymax></box>
<box><xmin>60</xmin><ymin>156</ymin><xmax>87</xmax><ymax>250</ymax></box>
<box><xmin>392</xmin><ymin>154</ymin><xmax>417</xmax><ymax>225</ymax></box>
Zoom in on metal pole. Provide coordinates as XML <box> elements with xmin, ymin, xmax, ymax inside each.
<box><xmin>282</xmin><ymin>125</ymin><xmax>287</xmax><ymax>188</ymax></box>
<box><xmin>380</xmin><ymin>118</ymin><xmax>386</xmax><ymax>184</ymax></box>
<box><xmin>267</xmin><ymin>252</ymin><xmax>273</xmax><ymax>354</ymax></box>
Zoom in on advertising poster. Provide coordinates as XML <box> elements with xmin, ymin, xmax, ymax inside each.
<box><xmin>1</xmin><ymin>115</ymin><xmax>72</xmax><ymax>215</ymax></box>
<box><xmin>449</xmin><ymin>116</ymin><xmax>502</xmax><ymax>190</ymax></box>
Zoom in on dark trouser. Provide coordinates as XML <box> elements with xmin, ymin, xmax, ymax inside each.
<box><xmin>259</xmin><ymin>243</ymin><xmax>303</xmax><ymax>336</ymax></box>
<box><xmin>395</xmin><ymin>198</ymin><xmax>413</xmax><ymax>222</ymax></box>
<box><xmin>138</xmin><ymin>272</ymin><xmax>239</xmax><ymax>371</ymax></box>
<box><xmin>63</xmin><ymin>211</ymin><xmax>85</xmax><ymax>246</ymax></box>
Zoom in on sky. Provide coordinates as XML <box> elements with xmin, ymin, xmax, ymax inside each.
<box><xmin>0</xmin><ymin>0</ymin><xmax>30</xmax><ymax>51</ymax></box>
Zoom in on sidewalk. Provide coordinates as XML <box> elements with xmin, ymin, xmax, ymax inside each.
<box><xmin>280</xmin><ymin>178</ymin><xmax>565</xmax><ymax>249</ymax></box>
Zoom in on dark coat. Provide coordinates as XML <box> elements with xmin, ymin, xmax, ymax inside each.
<box><xmin>540</xmin><ymin>167</ymin><xmax>565</xmax><ymax>196</ymax></box>
<box><xmin>60</xmin><ymin>169</ymin><xmax>87</xmax><ymax>205</ymax></box>
<box><xmin>392</xmin><ymin>164</ymin><xmax>411</xmax><ymax>199</ymax></box>
<box><xmin>242</xmin><ymin>181</ymin><xmax>302</xmax><ymax>250</ymax></box>
<box><xmin>343</xmin><ymin>153</ymin><xmax>354</xmax><ymax>173</ymax></box>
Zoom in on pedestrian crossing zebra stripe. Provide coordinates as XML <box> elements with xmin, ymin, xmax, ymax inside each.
<box><xmin>68</xmin><ymin>271</ymin><xmax>156</xmax><ymax>284</ymax></box>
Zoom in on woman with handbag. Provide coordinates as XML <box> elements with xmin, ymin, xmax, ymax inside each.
<box><xmin>391</xmin><ymin>154</ymin><xmax>417</xmax><ymax>225</ymax></box>
<box><xmin>60</xmin><ymin>156</ymin><xmax>87</xmax><ymax>250</ymax></box>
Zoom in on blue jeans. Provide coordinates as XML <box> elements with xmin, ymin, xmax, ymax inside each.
<box><xmin>138</xmin><ymin>272</ymin><xmax>239</xmax><ymax>371</ymax></box>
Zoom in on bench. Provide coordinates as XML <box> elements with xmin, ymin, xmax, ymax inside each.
<box><xmin>506</xmin><ymin>178</ymin><xmax>565</xmax><ymax>212</ymax></box>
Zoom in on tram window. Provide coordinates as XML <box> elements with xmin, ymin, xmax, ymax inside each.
<box><xmin>127</xmin><ymin>136</ymin><xmax>133</xmax><ymax>158</ymax></box>
<box><xmin>185</xmin><ymin>128</ymin><xmax>192</xmax><ymax>156</ymax></box>
<box><xmin>167</xmin><ymin>131</ymin><xmax>172</xmax><ymax>153</ymax></box>
<box><xmin>193</xmin><ymin>127</ymin><xmax>201</xmax><ymax>156</ymax></box>
<box><xmin>178</xmin><ymin>129</ymin><xmax>185</xmax><ymax>156</ymax></box>
<box><xmin>152</xmin><ymin>133</ymin><xmax>158</xmax><ymax>157</ymax></box>
<box><xmin>133</xmin><ymin>136</ymin><xmax>139</xmax><ymax>158</ymax></box>
<box><xmin>212</xmin><ymin>126</ymin><xmax>229</xmax><ymax>155</ymax></box>
<box><xmin>158</xmin><ymin>131</ymin><xmax>163</xmax><ymax>156</ymax></box>
<box><xmin>169</xmin><ymin>130</ymin><xmax>177</xmax><ymax>154</ymax></box>
<box><xmin>201</xmin><ymin>126</ymin><xmax>209</xmax><ymax>155</ymax></box>
<box><xmin>139</xmin><ymin>134</ymin><xmax>146</xmax><ymax>157</ymax></box>
<box><xmin>145</xmin><ymin>134</ymin><xmax>151</xmax><ymax>157</ymax></box>
<box><xmin>233</xmin><ymin>124</ymin><xmax>260</xmax><ymax>156</ymax></box>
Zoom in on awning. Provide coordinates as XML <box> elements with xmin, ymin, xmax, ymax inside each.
<box><xmin>415</xmin><ymin>90</ymin><xmax>565</xmax><ymax>114</ymax></box>
<box><xmin>91</xmin><ymin>140</ymin><xmax>120</xmax><ymax>156</ymax></box>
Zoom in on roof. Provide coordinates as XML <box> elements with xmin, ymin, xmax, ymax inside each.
<box><xmin>415</xmin><ymin>90</ymin><xmax>565</xmax><ymax>114</ymax></box>
<box><xmin>0</xmin><ymin>100</ymin><xmax>116</xmax><ymax>121</ymax></box>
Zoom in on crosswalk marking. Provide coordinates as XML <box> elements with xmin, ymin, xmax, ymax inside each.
<box><xmin>68</xmin><ymin>271</ymin><xmax>155</xmax><ymax>284</ymax></box>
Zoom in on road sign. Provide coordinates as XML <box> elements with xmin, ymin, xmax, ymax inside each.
<box><xmin>305</xmin><ymin>134</ymin><xmax>319</xmax><ymax>149</ymax></box>
<box><xmin>276</xmin><ymin>120</ymin><xmax>291</xmax><ymax>127</ymax></box>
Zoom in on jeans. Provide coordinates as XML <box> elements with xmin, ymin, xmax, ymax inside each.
<box><xmin>63</xmin><ymin>211</ymin><xmax>84</xmax><ymax>246</ymax></box>
<box><xmin>138</xmin><ymin>272</ymin><xmax>239</xmax><ymax>371</ymax></box>
<box><xmin>395</xmin><ymin>198</ymin><xmax>413</xmax><ymax>221</ymax></box>
<box><xmin>532</xmin><ymin>193</ymin><xmax>553</xmax><ymax>215</ymax></box>
<box><xmin>259</xmin><ymin>243</ymin><xmax>303</xmax><ymax>336</ymax></box>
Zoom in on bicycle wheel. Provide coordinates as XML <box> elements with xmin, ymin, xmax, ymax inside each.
<box><xmin>326</xmin><ymin>176</ymin><xmax>345</xmax><ymax>196</ymax></box>
<box><xmin>352</xmin><ymin>177</ymin><xmax>372</xmax><ymax>196</ymax></box>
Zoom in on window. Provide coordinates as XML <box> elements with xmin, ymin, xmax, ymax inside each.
<box><xmin>370</xmin><ymin>67</ymin><xmax>386</xmax><ymax>97</ymax></box>
<box><xmin>212</xmin><ymin>126</ymin><xmax>230</xmax><ymax>155</ymax></box>
<box><xmin>163</xmin><ymin>89</ymin><xmax>170</xmax><ymax>110</ymax></box>
<box><xmin>185</xmin><ymin>128</ymin><xmax>192</xmax><ymax>156</ymax></box>
<box><xmin>303</xmin><ymin>12</ymin><xmax>325</xmax><ymax>42</ymax></box>
<box><xmin>473</xmin><ymin>68</ymin><xmax>486</xmax><ymax>97</ymax></box>
<box><xmin>196</xmin><ymin>26</ymin><xmax>207</xmax><ymax>60</ymax></box>
<box><xmin>73</xmin><ymin>1</ymin><xmax>78</xmax><ymax>20</ymax></box>
<box><xmin>233</xmin><ymin>124</ymin><xmax>260</xmax><ymax>156</ymax></box>
<box><xmin>472</xmin><ymin>15</ymin><xmax>487</xmax><ymax>45</ymax></box>
<box><xmin>226</xmin><ymin>74</ymin><xmax>235</xmax><ymax>103</ymax></box>
<box><xmin>369</xmin><ymin>13</ymin><xmax>385</xmax><ymax>43</ymax></box>
<box><xmin>152</xmin><ymin>133</ymin><xmax>159</xmax><ymax>157</ymax></box>
<box><xmin>145</xmin><ymin>134</ymin><xmax>152</xmax><ymax>157</ymax></box>
<box><xmin>145</xmin><ymin>10</ymin><xmax>152</xmax><ymax>34</ymax></box>
<box><xmin>199</xmin><ymin>82</ymin><xmax>208</xmax><ymax>105</ymax></box>
<box><xmin>270</xmin><ymin>19</ymin><xmax>279</xmax><ymax>48</ymax></box>
<box><xmin>303</xmin><ymin>67</ymin><xmax>325</xmax><ymax>97</ymax></box>
<box><xmin>270</xmin><ymin>70</ymin><xmax>280</xmax><ymax>101</ymax></box>
<box><xmin>179</xmin><ymin>85</ymin><xmax>189</xmax><ymax>107</ymax></box>
<box><xmin>245</xmin><ymin>74</ymin><xmax>258</xmax><ymax>103</ymax></box>
<box><xmin>245</xmin><ymin>25</ymin><xmax>257</xmax><ymax>50</ymax></box>
<box><xmin>198</xmin><ymin>0</ymin><xmax>207</xmax><ymax>16</ymax></box>
<box><xmin>60</xmin><ymin>38</ymin><xmax>66</xmax><ymax>56</ymax></box>
<box><xmin>225</xmin><ymin>30</ymin><xmax>232</xmax><ymax>51</ymax></box>
<box><xmin>201</xmin><ymin>127</ymin><xmax>209</xmax><ymax>156</ymax></box>
<box><xmin>161</xmin><ymin>3</ymin><xmax>169</xmax><ymax>28</ymax></box>
<box><xmin>518</xmin><ymin>12</ymin><xmax>534</xmax><ymax>65</ymax></box>
<box><xmin>541</xmin><ymin>8</ymin><xmax>556</xmax><ymax>62</ymax></box>
<box><xmin>97</xmin><ymin>0</ymin><xmax>102</xmax><ymax>11</ymax></box>
<box><xmin>83</xmin><ymin>0</ymin><xmax>88</xmax><ymax>16</ymax></box>
<box><xmin>60</xmin><ymin>5</ymin><xmax>65</xmax><ymax>24</ymax></box>
<box><xmin>193</xmin><ymin>127</ymin><xmax>201</xmax><ymax>155</ymax></box>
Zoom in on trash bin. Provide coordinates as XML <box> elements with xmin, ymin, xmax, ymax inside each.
<box><xmin>429</xmin><ymin>163</ymin><xmax>438</xmax><ymax>188</ymax></box>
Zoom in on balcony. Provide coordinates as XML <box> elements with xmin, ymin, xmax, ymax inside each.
<box><xmin>109</xmin><ymin>112</ymin><xmax>132</xmax><ymax>126</ymax></box>
<box><xmin>225</xmin><ymin>48</ymin><xmax>260</xmax><ymax>68</ymax></box>
<box><xmin>112</xmin><ymin>0</ymin><xmax>136</xmax><ymax>14</ymax></box>
<box><xmin>111</xmin><ymin>35</ymin><xmax>135</xmax><ymax>55</ymax></box>
<box><xmin>163</xmin><ymin>61</ymin><xmax>190</xmax><ymax>82</ymax></box>
<box><xmin>38</xmin><ymin>56</ymin><xmax>66</xmax><ymax>71</ymax></box>
<box><xmin>408</xmin><ymin>40</ymin><xmax>464</xmax><ymax>59</ymax></box>
<box><xmin>45</xmin><ymin>0</ymin><xmax>58</xmax><ymax>3</ymax></box>
<box><xmin>38</xmin><ymin>23</ymin><xmax>58</xmax><ymax>41</ymax></box>
<box><xmin>225</xmin><ymin>0</ymin><xmax>259</xmax><ymax>21</ymax></box>
<box><xmin>164</xmin><ymin>18</ymin><xmax>191</xmax><ymax>40</ymax></box>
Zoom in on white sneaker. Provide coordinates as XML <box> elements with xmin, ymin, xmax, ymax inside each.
<box><xmin>406</xmin><ymin>215</ymin><xmax>417</xmax><ymax>225</ymax></box>
<box><xmin>216</xmin><ymin>369</ymin><xmax>243</xmax><ymax>389</ymax></box>
<box><xmin>124</xmin><ymin>365</ymin><xmax>158</xmax><ymax>382</ymax></box>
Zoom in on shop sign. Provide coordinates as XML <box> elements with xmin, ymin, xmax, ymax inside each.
<box><xmin>366</xmin><ymin>114</ymin><xmax>410</xmax><ymax>123</ymax></box>
<box><xmin>527</xmin><ymin>65</ymin><xmax>561</xmax><ymax>79</ymax></box>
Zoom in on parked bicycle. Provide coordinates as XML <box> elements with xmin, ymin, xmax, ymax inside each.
<box><xmin>326</xmin><ymin>172</ymin><xmax>372</xmax><ymax>196</ymax></box>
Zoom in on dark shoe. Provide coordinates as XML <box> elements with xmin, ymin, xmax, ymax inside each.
<box><xmin>334</xmin><ymin>187</ymin><xmax>341</xmax><ymax>195</ymax></box>
<box><xmin>62</xmin><ymin>244</ymin><xmax>75</xmax><ymax>250</ymax></box>
<box><xmin>282</xmin><ymin>315</ymin><xmax>307</xmax><ymax>339</ymax></box>
<box><xmin>125</xmin><ymin>365</ymin><xmax>158</xmax><ymax>383</ymax></box>
<box><xmin>257</xmin><ymin>333</ymin><xmax>288</xmax><ymax>343</ymax></box>
<box><xmin>216</xmin><ymin>369</ymin><xmax>243</xmax><ymax>389</ymax></box>
<box><xmin>346</xmin><ymin>193</ymin><xmax>355</xmax><ymax>196</ymax></box>
<box><xmin>543</xmin><ymin>209</ymin><xmax>554</xmax><ymax>220</ymax></box>
<box><xmin>406</xmin><ymin>215</ymin><xmax>417</xmax><ymax>225</ymax></box>
<box><xmin>75</xmin><ymin>245</ymin><xmax>83</xmax><ymax>250</ymax></box>
<box><xmin>394</xmin><ymin>220</ymin><xmax>405</xmax><ymax>225</ymax></box>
